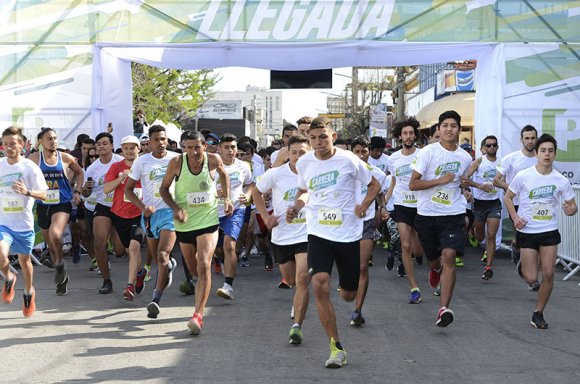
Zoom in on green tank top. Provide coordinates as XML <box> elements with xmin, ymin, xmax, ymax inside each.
<box><xmin>174</xmin><ymin>152</ymin><xmax>218</xmax><ymax>232</ymax></box>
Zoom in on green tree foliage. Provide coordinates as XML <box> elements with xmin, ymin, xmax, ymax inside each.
<box><xmin>132</xmin><ymin>63</ymin><xmax>218</xmax><ymax>125</ymax></box>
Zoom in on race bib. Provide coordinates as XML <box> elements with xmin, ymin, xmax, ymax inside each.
<box><xmin>532</xmin><ymin>204</ymin><xmax>553</xmax><ymax>221</ymax></box>
<box><xmin>124</xmin><ymin>188</ymin><xmax>142</xmax><ymax>203</ymax></box>
<box><xmin>431</xmin><ymin>187</ymin><xmax>454</xmax><ymax>206</ymax></box>
<box><xmin>2</xmin><ymin>195</ymin><xmax>24</xmax><ymax>213</ymax></box>
<box><xmin>401</xmin><ymin>190</ymin><xmax>417</xmax><ymax>205</ymax></box>
<box><xmin>317</xmin><ymin>208</ymin><xmax>343</xmax><ymax>226</ymax></box>
<box><xmin>104</xmin><ymin>192</ymin><xmax>114</xmax><ymax>204</ymax></box>
<box><xmin>187</xmin><ymin>192</ymin><xmax>212</xmax><ymax>208</ymax></box>
<box><xmin>291</xmin><ymin>210</ymin><xmax>306</xmax><ymax>224</ymax></box>
<box><xmin>153</xmin><ymin>181</ymin><xmax>162</xmax><ymax>198</ymax></box>
<box><xmin>46</xmin><ymin>189</ymin><xmax>60</xmax><ymax>204</ymax></box>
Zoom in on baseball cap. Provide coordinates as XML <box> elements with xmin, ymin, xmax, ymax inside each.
<box><xmin>139</xmin><ymin>135</ymin><xmax>149</xmax><ymax>142</ymax></box>
<box><xmin>205</xmin><ymin>133</ymin><xmax>220</xmax><ymax>143</ymax></box>
<box><xmin>121</xmin><ymin>135</ymin><xmax>140</xmax><ymax>147</ymax></box>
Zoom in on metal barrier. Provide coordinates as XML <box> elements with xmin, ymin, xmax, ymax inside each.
<box><xmin>557</xmin><ymin>185</ymin><xmax>580</xmax><ymax>285</ymax></box>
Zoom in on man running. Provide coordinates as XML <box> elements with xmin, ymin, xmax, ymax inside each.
<box><xmin>287</xmin><ymin>117</ymin><xmax>380</xmax><ymax>368</ymax></box>
<box><xmin>409</xmin><ymin>110</ymin><xmax>472</xmax><ymax>328</ymax></box>
<box><xmin>214</xmin><ymin>133</ymin><xmax>254</xmax><ymax>301</ymax></box>
<box><xmin>386</xmin><ymin>117</ymin><xmax>426</xmax><ymax>304</ymax></box>
<box><xmin>271</xmin><ymin>124</ymin><xmax>298</xmax><ymax>167</ymax></box>
<box><xmin>160</xmin><ymin>130</ymin><xmax>231</xmax><ymax>335</ymax></box>
<box><xmin>504</xmin><ymin>133</ymin><xmax>577</xmax><ymax>329</ymax></box>
<box><xmin>125</xmin><ymin>125</ymin><xmax>179</xmax><ymax>319</ymax></box>
<box><xmin>103</xmin><ymin>135</ymin><xmax>146</xmax><ymax>300</ymax></box>
<box><xmin>493</xmin><ymin>125</ymin><xmax>538</xmax><ymax>266</ymax></box>
<box><xmin>463</xmin><ymin>135</ymin><xmax>502</xmax><ymax>280</ymax></box>
<box><xmin>350</xmin><ymin>136</ymin><xmax>387</xmax><ymax>325</ymax></box>
<box><xmin>29</xmin><ymin>127</ymin><xmax>84</xmax><ymax>295</ymax></box>
<box><xmin>0</xmin><ymin>127</ymin><xmax>47</xmax><ymax>317</ymax></box>
<box><xmin>83</xmin><ymin>132</ymin><xmax>123</xmax><ymax>294</ymax></box>
<box><xmin>252</xmin><ymin>134</ymin><xmax>311</xmax><ymax>345</ymax></box>
<box><xmin>368</xmin><ymin>136</ymin><xmax>389</xmax><ymax>174</ymax></box>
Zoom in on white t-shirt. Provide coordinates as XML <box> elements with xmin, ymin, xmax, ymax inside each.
<box><xmin>412</xmin><ymin>142</ymin><xmax>472</xmax><ymax>216</ymax></box>
<box><xmin>215</xmin><ymin>158</ymin><xmax>253</xmax><ymax>217</ymax></box>
<box><xmin>368</xmin><ymin>153</ymin><xmax>389</xmax><ymax>174</ymax></box>
<box><xmin>356</xmin><ymin>163</ymin><xmax>387</xmax><ymax>221</ymax></box>
<box><xmin>256</xmin><ymin>163</ymin><xmax>307</xmax><ymax>245</ymax></box>
<box><xmin>252</xmin><ymin>153</ymin><xmax>264</xmax><ymax>166</ymax></box>
<box><xmin>497</xmin><ymin>150</ymin><xmax>537</xmax><ymax>205</ymax></box>
<box><xmin>508</xmin><ymin>166</ymin><xmax>574</xmax><ymax>234</ymax></box>
<box><xmin>128</xmin><ymin>151</ymin><xmax>179</xmax><ymax>211</ymax></box>
<box><xmin>472</xmin><ymin>156</ymin><xmax>501</xmax><ymax>201</ymax></box>
<box><xmin>296</xmin><ymin>148</ymin><xmax>372</xmax><ymax>243</ymax></box>
<box><xmin>388</xmin><ymin>148</ymin><xmax>420</xmax><ymax>208</ymax></box>
<box><xmin>84</xmin><ymin>154</ymin><xmax>123</xmax><ymax>209</ymax></box>
<box><xmin>270</xmin><ymin>149</ymin><xmax>281</xmax><ymax>166</ymax></box>
<box><xmin>0</xmin><ymin>158</ymin><xmax>48</xmax><ymax>232</ymax></box>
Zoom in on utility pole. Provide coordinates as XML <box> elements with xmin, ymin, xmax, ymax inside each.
<box><xmin>395</xmin><ymin>66</ymin><xmax>406</xmax><ymax>122</ymax></box>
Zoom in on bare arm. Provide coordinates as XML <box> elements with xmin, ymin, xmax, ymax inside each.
<box><xmin>493</xmin><ymin>170</ymin><xmax>509</xmax><ymax>191</ymax></box>
<box><xmin>503</xmin><ymin>189</ymin><xmax>526</xmax><ymax>230</ymax></box>
<box><xmin>286</xmin><ymin>189</ymin><xmax>309</xmax><ymax>223</ymax></box>
<box><xmin>124</xmin><ymin>177</ymin><xmax>147</xmax><ymax>212</ymax></box>
<box><xmin>159</xmin><ymin>157</ymin><xmax>181</xmax><ymax>213</ymax></box>
<box><xmin>210</xmin><ymin>153</ymin><xmax>233</xmax><ymax>215</ymax></box>
<box><xmin>356</xmin><ymin>176</ymin><xmax>381</xmax><ymax>218</ymax></box>
<box><xmin>12</xmin><ymin>179</ymin><xmax>46</xmax><ymax>200</ymax></box>
<box><xmin>272</xmin><ymin>147</ymin><xmax>289</xmax><ymax>168</ymax></box>
<box><xmin>409</xmin><ymin>170</ymin><xmax>454</xmax><ymax>191</ymax></box>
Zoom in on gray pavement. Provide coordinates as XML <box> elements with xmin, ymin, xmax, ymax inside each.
<box><xmin>1</xmin><ymin>245</ymin><xmax>580</xmax><ymax>384</ymax></box>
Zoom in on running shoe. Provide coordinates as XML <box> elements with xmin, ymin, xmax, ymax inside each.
<box><xmin>385</xmin><ymin>253</ymin><xmax>395</xmax><ymax>271</ymax></box>
<box><xmin>264</xmin><ymin>254</ymin><xmax>274</xmax><ymax>271</ymax></box>
<box><xmin>528</xmin><ymin>281</ymin><xmax>540</xmax><ymax>291</ymax></box>
<box><xmin>429</xmin><ymin>266</ymin><xmax>442</xmax><ymax>289</ymax></box>
<box><xmin>135</xmin><ymin>268</ymin><xmax>146</xmax><ymax>294</ymax></box>
<box><xmin>56</xmin><ymin>276</ymin><xmax>70</xmax><ymax>296</ymax></box>
<box><xmin>42</xmin><ymin>255</ymin><xmax>54</xmax><ymax>269</ymax></box>
<box><xmin>187</xmin><ymin>313</ymin><xmax>203</xmax><ymax>335</ymax></box>
<box><xmin>99</xmin><ymin>279</ymin><xmax>113</xmax><ymax>294</ymax></box>
<box><xmin>350</xmin><ymin>310</ymin><xmax>366</xmax><ymax>327</ymax></box>
<box><xmin>123</xmin><ymin>285</ymin><xmax>136</xmax><ymax>301</ymax></box>
<box><xmin>482</xmin><ymin>266</ymin><xmax>493</xmax><ymax>280</ymax></box>
<box><xmin>408</xmin><ymin>289</ymin><xmax>422</xmax><ymax>304</ymax></box>
<box><xmin>89</xmin><ymin>258</ymin><xmax>99</xmax><ymax>272</ymax></box>
<box><xmin>325</xmin><ymin>338</ymin><xmax>347</xmax><ymax>368</ymax></box>
<box><xmin>144</xmin><ymin>264</ymin><xmax>152</xmax><ymax>282</ymax></box>
<box><xmin>433</xmin><ymin>286</ymin><xmax>441</xmax><ymax>296</ymax></box>
<box><xmin>54</xmin><ymin>261</ymin><xmax>66</xmax><ymax>285</ymax></box>
<box><xmin>530</xmin><ymin>311</ymin><xmax>548</xmax><ymax>329</ymax></box>
<box><xmin>213</xmin><ymin>258</ymin><xmax>222</xmax><ymax>275</ymax></box>
<box><xmin>436</xmin><ymin>306</ymin><xmax>454</xmax><ymax>327</ymax></box>
<box><xmin>72</xmin><ymin>244</ymin><xmax>81</xmax><ymax>264</ymax></box>
<box><xmin>2</xmin><ymin>275</ymin><xmax>16</xmax><ymax>304</ymax></box>
<box><xmin>278</xmin><ymin>280</ymin><xmax>292</xmax><ymax>289</ymax></box>
<box><xmin>22</xmin><ymin>290</ymin><xmax>35</xmax><ymax>317</ymax></box>
<box><xmin>216</xmin><ymin>283</ymin><xmax>234</xmax><ymax>300</ymax></box>
<box><xmin>455</xmin><ymin>257</ymin><xmax>464</xmax><ymax>268</ymax></box>
<box><xmin>179</xmin><ymin>279</ymin><xmax>196</xmax><ymax>296</ymax></box>
<box><xmin>397</xmin><ymin>263</ymin><xmax>406</xmax><ymax>277</ymax></box>
<box><xmin>468</xmin><ymin>234</ymin><xmax>478</xmax><ymax>248</ymax></box>
<box><xmin>165</xmin><ymin>257</ymin><xmax>177</xmax><ymax>289</ymax></box>
<box><xmin>240</xmin><ymin>256</ymin><xmax>250</xmax><ymax>267</ymax></box>
<box><xmin>481</xmin><ymin>251</ymin><xmax>488</xmax><ymax>264</ymax></box>
<box><xmin>147</xmin><ymin>301</ymin><xmax>160</xmax><ymax>319</ymax></box>
<box><xmin>289</xmin><ymin>325</ymin><xmax>303</xmax><ymax>345</ymax></box>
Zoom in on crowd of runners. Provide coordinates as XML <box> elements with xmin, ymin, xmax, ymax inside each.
<box><xmin>0</xmin><ymin>110</ymin><xmax>577</xmax><ymax>368</ymax></box>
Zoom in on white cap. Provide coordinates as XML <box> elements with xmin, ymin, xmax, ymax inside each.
<box><xmin>121</xmin><ymin>135</ymin><xmax>140</xmax><ymax>148</ymax></box>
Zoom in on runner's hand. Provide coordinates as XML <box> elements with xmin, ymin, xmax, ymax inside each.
<box><xmin>72</xmin><ymin>193</ymin><xmax>81</xmax><ymax>206</ymax></box>
<box><xmin>174</xmin><ymin>208</ymin><xmax>187</xmax><ymax>223</ymax></box>
<box><xmin>143</xmin><ymin>205</ymin><xmax>156</xmax><ymax>218</ymax></box>
<box><xmin>439</xmin><ymin>173</ymin><xmax>455</xmax><ymax>185</ymax></box>
<box><xmin>84</xmin><ymin>180</ymin><xmax>94</xmax><ymax>190</ymax></box>
<box><xmin>286</xmin><ymin>206</ymin><xmax>298</xmax><ymax>223</ymax></box>
<box><xmin>12</xmin><ymin>179</ymin><xmax>28</xmax><ymax>195</ymax></box>
<box><xmin>513</xmin><ymin>215</ymin><xmax>527</xmax><ymax>230</ymax></box>
<box><xmin>264</xmin><ymin>214</ymin><xmax>279</xmax><ymax>230</ymax></box>
<box><xmin>238</xmin><ymin>193</ymin><xmax>249</xmax><ymax>205</ymax></box>
<box><xmin>563</xmin><ymin>201</ymin><xmax>576</xmax><ymax>216</ymax></box>
<box><xmin>224</xmin><ymin>199</ymin><xmax>234</xmax><ymax>216</ymax></box>
<box><xmin>355</xmin><ymin>204</ymin><xmax>367</xmax><ymax>219</ymax></box>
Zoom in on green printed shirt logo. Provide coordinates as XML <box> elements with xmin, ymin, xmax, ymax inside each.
<box><xmin>529</xmin><ymin>185</ymin><xmax>557</xmax><ymax>199</ymax></box>
<box><xmin>0</xmin><ymin>172</ymin><xmax>23</xmax><ymax>187</ymax></box>
<box><xmin>483</xmin><ymin>169</ymin><xmax>496</xmax><ymax>179</ymax></box>
<box><xmin>309</xmin><ymin>171</ymin><xmax>339</xmax><ymax>191</ymax></box>
<box><xmin>434</xmin><ymin>162</ymin><xmax>461</xmax><ymax>176</ymax></box>
<box><xmin>283</xmin><ymin>188</ymin><xmax>299</xmax><ymax>201</ymax></box>
<box><xmin>229</xmin><ymin>171</ymin><xmax>240</xmax><ymax>182</ymax></box>
<box><xmin>395</xmin><ymin>164</ymin><xmax>412</xmax><ymax>177</ymax></box>
<box><xmin>149</xmin><ymin>167</ymin><xmax>167</xmax><ymax>181</ymax></box>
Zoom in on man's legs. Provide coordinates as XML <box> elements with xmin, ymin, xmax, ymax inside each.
<box><xmin>398</xmin><ymin>223</ymin><xmax>422</xmax><ymax>302</ymax></box>
<box><xmin>536</xmin><ymin>246</ymin><xmax>557</xmax><ymax>313</ymax></box>
<box><xmin>154</xmin><ymin>230</ymin><xmax>177</xmax><ymax>294</ymax></box>
<box><xmin>439</xmin><ymin>249</ymin><xmax>457</xmax><ymax>309</ymax></box>
<box><xmin>0</xmin><ymin>241</ymin><xmax>15</xmax><ymax>303</ymax></box>
<box><xmin>292</xmin><ymin>252</ymin><xmax>310</xmax><ymax>327</ymax></box>
<box><xmin>352</xmin><ymin>238</ymin><xmax>373</xmax><ymax>318</ymax></box>
<box><xmin>194</xmin><ymin>231</ymin><xmax>219</xmax><ymax>315</ymax></box>
<box><xmin>312</xmin><ymin>272</ymin><xmax>340</xmax><ymax>342</ymax></box>
<box><xmin>93</xmin><ymin>215</ymin><xmax>114</xmax><ymax>282</ymax></box>
<box><xmin>484</xmin><ymin>217</ymin><xmax>500</xmax><ymax>268</ymax></box>
<box><xmin>279</xmin><ymin>260</ymin><xmax>296</xmax><ymax>287</ymax></box>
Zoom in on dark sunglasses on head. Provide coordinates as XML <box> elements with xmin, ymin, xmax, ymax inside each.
<box><xmin>484</xmin><ymin>143</ymin><xmax>498</xmax><ymax>148</ymax></box>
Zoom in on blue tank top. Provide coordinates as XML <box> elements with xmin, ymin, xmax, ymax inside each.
<box><xmin>38</xmin><ymin>151</ymin><xmax>73</xmax><ymax>205</ymax></box>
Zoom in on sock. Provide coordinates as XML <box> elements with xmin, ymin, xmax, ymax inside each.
<box><xmin>127</xmin><ymin>283</ymin><xmax>134</xmax><ymax>287</ymax></box>
<box><xmin>292</xmin><ymin>323</ymin><xmax>300</xmax><ymax>329</ymax></box>
<box><xmin>137</xmin><ymin>268</ymin><xmax>145</xmax><ymax>277</ymax></box>
<box><xmin>411</xmin><ymin>287</ymin><xmax>420</xmax><ymax>293</ymax></box>
<box><xmin>335</xmin><ymin>341</ymin><xmax>343</xmax><ymax>351</ymax></box>
<box><xmin>225</xmin><ymin>277</ymin><xmax>234</xmax><ymax>286</ymax></box>
<box><xmin>152</xmin><ymin>289</ymin><xmax>162</xmax><ymax>304</ymax></box>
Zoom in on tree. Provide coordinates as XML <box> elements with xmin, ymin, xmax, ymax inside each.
<box><xmin>132</xmin><ymin>63</ymin><xmax>219</xmax><ymax>126</ymax></box>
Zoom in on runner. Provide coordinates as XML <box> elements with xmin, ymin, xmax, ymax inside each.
<box><xmin>0</xmin><ymin>127</ymin><xmax>48</xmax><ymax>316</ymax></box>
<box><xmin>386</xmin><ymin>117</ymin><xmax>426</xmax><ymax>304</ymax></box>
<box><xmin>504</xmin><ymin>133</ymin><xmax>577</xmax><ymax>329</ymax></box>
<box><xmin>409</xmin><ymin>110</ymin><xmax>472</xmax><ymax>327</ymax></box>
<box><xmin>29</xmin><ymin>127</ymin><xmax>84</xmax><ymax>295</ymax></box>
<box><xmin>214</xmin><ymin>133</ymin><xmax>254</xmax><ymax>301</ymax></box>
<box><xmin>125</xmin><ymin>125</ymin><xmax>179</xmax><ymax>319</ymax></box>
<box><xmin>463</xmin><ymin>135</ymin><xmax>502</xmax><ymax>280</ymax></box>
<box><xmin>350</xmin><ymin>136</ymin><xmax>387</xmax><ymax>325</ymax></box>
<box><xmin>252</xmin><ymin>134</ymin><xmax>311</xmax><ymax>345</ymax></box>
<box><xmin>271</xmin><ymin>124</ymin><xmax>299</xmax><ymax>167</ymax></box>
<box><xmin>493</xmin><ymin>125</ymin><xmax>537</xmax><ymax>267</ymax></box>
<box><xmin>83</xmin><ymin>132</ymin><xmax>123</xmax><ymax>294</ymax></box>
<box><xmin>368</xmin><ymin>136</ymin><xmax>389</xmax><ymax>174</ymax></box>
<box><xmin>287</xmin><ymin>117</ymin><xmax>380</xmax><ymax>368</ymax></box>
<box><xmin>103</xmin><ymin>135</ymin><xmax>146</xmax><ymax>300</ymax></box>
<box><xmin>160</xmin><ymin>130</ymin><xmax>232</xmax><ymax>335</ymax></box>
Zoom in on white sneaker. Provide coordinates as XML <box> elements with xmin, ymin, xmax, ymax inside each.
<box><xmin>165</xmin><ymin>257</ymin><xmax>177</xmax><ymax>289</ymax></box>
<box><xmin>216</xmin><ymin>283</ymin><xmax>234</xmax><ymax>300</ymax></box>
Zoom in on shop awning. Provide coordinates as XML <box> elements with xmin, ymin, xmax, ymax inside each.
<box><xmin>416</xmin><ymin>92</ymin><xmax>475</xmax><ymax>128</ymax></box>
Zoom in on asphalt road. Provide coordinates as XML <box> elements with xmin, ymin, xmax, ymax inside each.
<box><xmin>1</xmin><ymin>245</ymin><xmax>579</xmax><ymax>384</ymax></box>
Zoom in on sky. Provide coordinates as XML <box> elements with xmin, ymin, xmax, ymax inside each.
<box><xmin>213</xmin><ymin>67</ymin><xmax>353</xmax><ymax>124</ymax></box>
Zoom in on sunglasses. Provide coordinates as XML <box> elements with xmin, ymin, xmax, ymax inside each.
<box><xmin>89</xmin><ymin>155</ymin><xmax>99</xmax><ymax>159</ymax></box>
<box><xmin>236</xmin><ymin>152</ymin><xmax>247</xmax><ymax>157</ymax></box>
<box><xmin>484</xmin><ymin>143</ymin><xmax>498</xmax><ymax>148</ymax></box>
<box><xmin>206</xmin><ymin>141</ymin><xmax>218</xmax><ymax>145</ymax></box>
